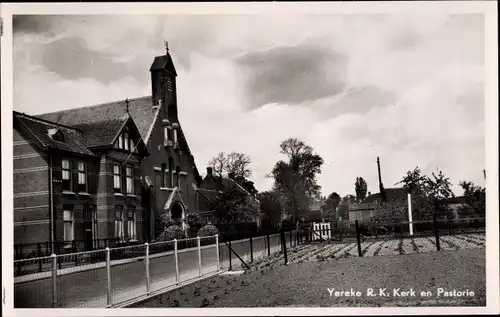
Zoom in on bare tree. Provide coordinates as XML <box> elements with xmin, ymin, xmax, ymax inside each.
<box><xmin>208</xmin><ymin>151</ymin><xmax>252</xmax><ymax>180</ymax></box>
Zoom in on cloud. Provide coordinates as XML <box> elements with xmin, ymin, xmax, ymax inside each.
<box><xmin>13</xmin><ymin>13</ymin><xmax>486</xmax><ymax>197</ymax></box>
<box><xmin>236</xmin><ymin>44</ymin><xmax>348</xmax><ymax>109</ymax></box>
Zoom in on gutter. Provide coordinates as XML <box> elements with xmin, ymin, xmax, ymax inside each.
<box><xmin>49</xmin><ymin>152</ymin><xmax>55</xmax><ymax>253</ymax></box>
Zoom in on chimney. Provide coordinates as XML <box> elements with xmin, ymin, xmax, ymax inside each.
<box><xmin>228</xmin><ymin>172</ymin><xmax>235</xmax><ymax>180</ymax></box>
<box><xmin>377</xmin><ymin>157</ymin><xmax>383</xmax><ymax>187</ymax></box>
<box><xmin>206</xmin><ymin>167</ymin><xmax>213</xmax><ymax>177</ymax></box>
<box><xmin>368</xmin><ymin>191</ymin><xmax>371</xmax><ymax>196</ymax></box>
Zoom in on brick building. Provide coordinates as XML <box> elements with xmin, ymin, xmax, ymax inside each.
<box><xmin>196</xmin><ymin>167</ymin><xmax>262</xmax><ymax>227</ymax></box>
<box><xmin>13</xmin><ymin>109</ymin><xmax>149</xmax><ymax>253</ymax></box>
<box><xmin>14</xmin><ymin>48</ymin><xmax>205</xmax><ymax>251</ymax></box>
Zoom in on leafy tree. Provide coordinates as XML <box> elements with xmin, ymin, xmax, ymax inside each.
<box><xmin>268</xmin><ymin>138</ymin><xmax>324</xmax><ymax>223</ymax></box>
<box><xmin>395</xmin><ymin>166</ymin><xmax>454</xmax><ymax>220</ymax></box>
<box><xmin>210</xmin><ymin>186</ymin><xmax>260</xmax><ymax>223</ymax></box>
<box><xmin>208</xmin><ymin>152</ymin><xmax>252</xmax><ymax>180</ymax></box>
<box><xmin>355</xmin><ymin>177</ymin><xmax>368</xmax><ymax>202</ymax></box>
<box><xmin>321</xmin><ymin>192</ymin><xmax>341</xmax><ymax>219</ymax></box>
<box><xmin>337</xmin><ymin>194</ymin><xmax>357</xmax><ymax>220</ymax></box>
<box><xmin>458</xmin><ymin>181</ymin><xmax>486</xmax><ymax>218</ymax></box>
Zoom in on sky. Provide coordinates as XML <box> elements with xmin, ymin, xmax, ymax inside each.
<box><xmin>12</xmin><ymin>14</ymin><xmax>486</xmax><ymax>198</ymax></box>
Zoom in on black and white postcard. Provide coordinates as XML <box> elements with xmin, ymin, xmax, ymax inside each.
<box><xmin>1</xmin><ymin>1</ymin><xmax>498</xmax><ymax>316</ymax></box>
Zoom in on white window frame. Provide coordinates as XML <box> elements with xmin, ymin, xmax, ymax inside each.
<box><xmin>63</xmin><ymin>209</ymin><xmax>74</xmax><ymax>247</ymax></box>
<box><xmin>123</xmin><ymin>132</ymin><xmax>129</xmax><ymax>151</ymax></box>
<box><xmin>113</xmin><ymin>164</ymin><xmax>121</xmax><ymax>193</ymax></box>
<box><xmin>61</xmin><ymin>159</ymin><xmax>72</xmax><ymax>191</ymax></box>
<box><xmin>118</xmin><ymin>134</ymin><xmax>124</xmax><ymax>149</ymax></box>
<box><xmin>114</xmin><ymin>207</ymin><xmax>124</xmax><ymax>241</ymax></box>
<box><xmin>130</xmin><ymin>138</ymin><xmax>135</xmax><ymax>153</ymax></box>
<box><xmin>127</xmin><ymin>209</ymin><xmax>137</xmax><ymax>241</ymax></box>
<box><xmin>126</xmin><ymin>166</ymin><xmax>134</xmax><ymax>194</ymax></box>
<box><xmin>77</xmin><ymin>162</ymin><xmax>87</xmax><ymax>192</ymax></box>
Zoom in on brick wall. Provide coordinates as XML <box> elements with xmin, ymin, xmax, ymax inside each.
<box><xmin>13</xmin><ymin>128</ymin><xmax>51</xmax><ymax>245</ymax></box>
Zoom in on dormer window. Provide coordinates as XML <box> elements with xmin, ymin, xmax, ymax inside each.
<box><xmin>115</xmin><ymin>129</ymin><xmax>137</xmax><ymax>152</ymax></box>
<box><xmin>47</xmin><ymin>128</ymin><xmax>65</xmax><ymax>142</ymax></box>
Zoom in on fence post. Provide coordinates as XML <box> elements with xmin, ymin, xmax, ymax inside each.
<box><xmin>228</xmin><ymin>238</ymin><xmax>232</xmax><ymax>271</ymax></box>
<box><xmin>37</xmin><ymin>243</ymin><xmax>42</xmax><ymax>272</ymax></box>
<box><xmin>197</xmin><ymin>236</ymin><xmax>202</xmax><ymax>277</ymax></box>
<box><xmin>51</xmin><ymin>253</ymin><xmax>58</xmax><ymax>308</ymax></box>
<box><xmin>215</xmin><ymin>234</ymin><xmax>220</xmax><ymax>272</ymax></box>
<box><xmin>249</xmin><ymin>234</ymin><xmax>254</xmax><ymax>263</ymax></box>
<box><xmin>281</xmin><ymin>229</ymin><xmax>288</xmax><ymax>265</ymax></box>
<box><xmin>105</xmin><ymin>247</ymin><xmax>112</xmax><ymax>307</ymax></box>
<box><xmin>174</xmin><ymin>239</ymin><xmax>179</xmax><ymax>284</ymax></box>
<box><xmin>433</xmin><ymin>214</ymin><xmax>441</xmax><ymax>251</ymax></box>
<box><xmin>267</xmin><ymin>233</ymin><xmax>271</xmax><ymax>256</ymax></box>
<box><xmin>355</xmin><ymin>220</ymin><xmax>362</xmax><ymax>257</ymax></box>
<box><xmin>145</xmin><ymin>242</ymin><xmax>150</xmax><ymax>295</ymax></box>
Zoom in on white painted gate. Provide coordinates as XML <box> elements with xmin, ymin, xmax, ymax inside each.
<box><xmin>312</xmin><ymin>222</ymin><xmax>331</xmax><ymax>241</ymax></box>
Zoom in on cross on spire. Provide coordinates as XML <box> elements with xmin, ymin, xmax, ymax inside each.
<box><xmin>164</xmin><ymin>40</ymin><xmax>169</xmax><ymax>54</ymax></box>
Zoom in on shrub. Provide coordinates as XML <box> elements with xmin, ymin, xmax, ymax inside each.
<box><xmin>155</xmin><ymin>225</ymin><xmax>185</xmax><ymax>242</ymax></box>
<box><xmin>197</xmin><ymin>225</ymin><xmax>220</xmax><ymax>237</ymax></box>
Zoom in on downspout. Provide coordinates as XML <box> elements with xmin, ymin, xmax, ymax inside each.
<box><xmin>49</xmin><ymin>153</ymin><xmax>55</xmax><ymax>253</ymax></box>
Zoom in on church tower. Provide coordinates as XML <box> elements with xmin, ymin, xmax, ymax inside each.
<box><xmin>149</xmin><ymin>41</ymin><xmax>178</xmax><ymax>121</ymax></box>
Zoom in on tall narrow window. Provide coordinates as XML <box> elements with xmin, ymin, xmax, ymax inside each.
<box><xmin>164</xmin><ymin>126</ymin><xmax>169</xmax><ymax>141</ymax></box>
<box><xmin>167</xmin><ymin>77</ymin><xmax>173</xmax><ymax>92</ymax></box>
<box><xmin>126</xmin><ymin>166</ymin><xmax>134</xmax><ymax>194</ymax></box>
<box><xmin>161</xmin><ymin>163</ymin><xmax>167</xmax><ymax>188</ymax></box>
<box><xmin>77</xmin><ymin>162</ymin><xmax>87</xmax><ymax>192</ymax></box>
<box><xmin>113</xmin><ymin>164</ymin><xmax>121</xmax><ymax>193</ymax></box>
<box><xmin>61</xmin><ymin>159</ymin><xmax>72</xmax><ymax>191</ymax></box>
<box><xmin>118</xmin><ymin>134</ymin><xmax>124</xmax><ymax>149</ymax></box>
<box><xmin>176</xmin><ymin>166</ymin><xmax>181</xmax><ymax>188</ymax></box>
<box><xmin>63</xmin><ymin>209</ymin><xmax>74</xmax><ymax>247</ymax></box>
<box><xmin>92</xmin><ymin>208</ymin><xmax>98</xmax><ymax>246</ymax></box>
<box><xmin>168</xmin><ymin>158</ymin><xmax>174</xmax><ymax>188</ymax></box>
<box><xmin>173</xmin><ymin>129</ymin><xmax>178</xmax><ymax>144</ymax></box>
<box><xmin>127</xmin><ymin>208</ymin><xmax>137</xmax><ymax>241</ymax></box>
<box><xmin>123</xmin><ymin>132</ymin><xmax>129</xmax><ymax>151</ymax></box>
<box><xmin>114</xmin><ymin>206</ymin><xmax>124</xmax><ymax>241</ymax></box>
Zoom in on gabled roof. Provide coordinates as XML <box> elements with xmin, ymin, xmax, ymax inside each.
<box><xmin>149</xmin><ymin>53</ymin><xmax>178</xmax><ymax>76</ymax></box>
<box><xmin>35</xmin><ymin>96</ymin><xmax>157</xmax><ymax>145</ymax></box>
<box><xmin>13</xmin><ymin>112</ymin><xmax>96</xmax><ymax>157</ymax></box>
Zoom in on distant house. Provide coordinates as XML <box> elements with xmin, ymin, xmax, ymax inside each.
<box><xmin>348</xmin><ymin>188</ymin><xmax>409</xmax><ymax>224</ymax></box>
<box><xmin>196</xmin><ymin>167</ymin><xmax>262</xmax><ymax>227</ymax></box>
<box><xmin>13</xmin><ymin>110</ymin><xmax>149</xmax><ymax>251</ymax></box>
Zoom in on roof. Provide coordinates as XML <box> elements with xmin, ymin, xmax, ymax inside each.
<box><xmin>149</xmin><ymin>53</ymin><xmax>178</xmax><ymax>76</ymax></box>
<box><xmin>14</xmin><ymin>112</ymin><xmax>96</xmax><ymax>156</ymax></box>
<box><xmin>35</xmin><ymin>96</ymin><xmax>157</xmax><ymax>144</ymax></box>
<box><xmin>197</xmin><ymin>189</ymin><xmax>220</xmax><ymax>212</ymax></box>
<box><xmin>360</xmin><ymin>187</ymin><xmax>408</xmax><ymax>204</ymax></box>
<box><xmin>439</xmin><ymin>196</ymin><xmax>466</xmax><ymax>205</ymax></box>
<box><xmin>72</xmin><ymin>117</ymin><xmax>127</xmax><ymax>148</ymax></box>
